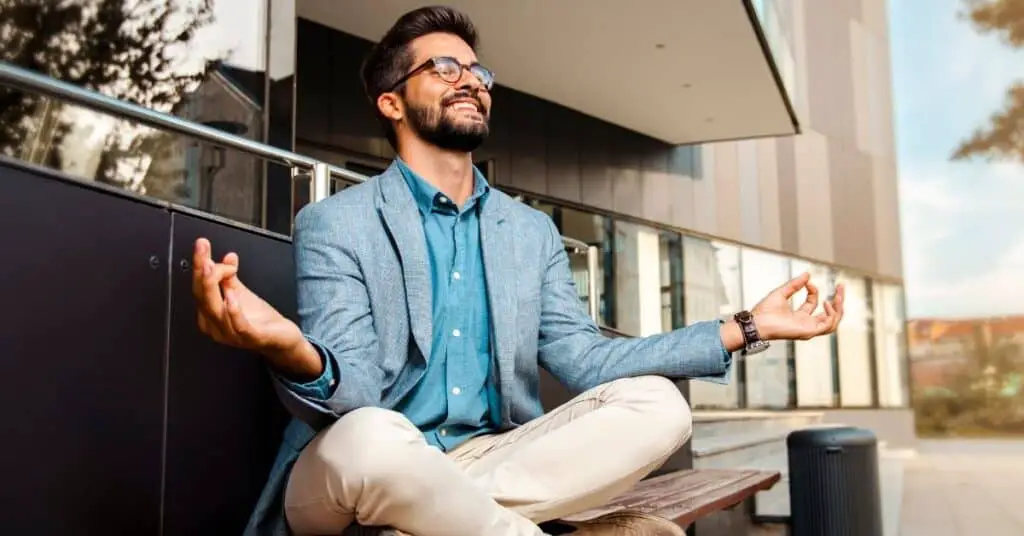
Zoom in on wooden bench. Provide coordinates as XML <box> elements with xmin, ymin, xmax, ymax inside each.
<box><xmin>551</xmin><ymin>469</ymin><xmax>780</xmax><ymax>532</ymax></box>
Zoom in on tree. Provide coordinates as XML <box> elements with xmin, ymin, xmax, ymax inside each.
<box><xmin>952</xmin><ymin>0</ymin><xmax>1024</xmax><ymax>163</ymax></box>
<box><xmin>0</xmin><ymin>0</ymin><xmax>218</xmax><ymax>186</ymax></box>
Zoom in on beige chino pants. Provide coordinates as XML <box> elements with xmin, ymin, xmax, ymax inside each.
<box><xmin>284</xmin><ymin>375</ymin><xmax>692</xmax><ymax>536</ymax></box>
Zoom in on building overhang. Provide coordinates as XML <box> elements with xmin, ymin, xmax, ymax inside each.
<box><xmin>297</xmin><ymin>0</ymin><xmax>798</xmax><ymax>145</ymax></box>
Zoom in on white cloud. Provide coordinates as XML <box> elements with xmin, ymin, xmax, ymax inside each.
<box><xmin>900</xmin><ymin>160</ymin><xmax>1024</xmax><ymax>318</ymax></box>
<box><xmin>907</xmin><ymin>237</ymin><xmax>1024</xmax><ymax>318</ymax></box>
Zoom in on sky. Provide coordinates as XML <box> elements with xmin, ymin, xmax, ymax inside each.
<box><xmin>889</xmin><ymin>0</ymin><xmax>1024</xmax><ymax>320</ymax></box>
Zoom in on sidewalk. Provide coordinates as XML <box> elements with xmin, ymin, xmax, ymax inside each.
<box><xmin>900</xmin><ymin>439</ymin><xmax>1024</xmax><ymax>536</ymax></box>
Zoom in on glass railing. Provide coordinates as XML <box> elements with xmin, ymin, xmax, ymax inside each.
<box><xmin>0</xmin><ymin>60</ymin><xmax>602</xmax><ymax>322</ymax></box>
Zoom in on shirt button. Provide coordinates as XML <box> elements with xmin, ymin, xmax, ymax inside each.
<box><xmin>452</xmin><ymin>386</ymin><xmax>462</xmax><ymax>395</ymax></box>
<box><xmin>452</xmin><ymin>329</ymin><xmax>461</xmax><ymax>337</ymax></box>
<box><xmin>452</xmin><ymin>271</ymin><xmax>461</xmax><ymax>280</ymax></box>
<box><xmin>440</xmin><ymin>428</ymin><xmax>448</xmax><ymax>437</ymax></box>
<box><xmin>439</xmin><ymin>196</ymin><xmax>449</xmax><ymax>204</ymax></box>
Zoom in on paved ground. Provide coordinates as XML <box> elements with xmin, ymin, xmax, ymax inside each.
<box><xmin>900</xmin><ymin>439</ymin><xmax>1024</xmax><ymax>536</ymax></box>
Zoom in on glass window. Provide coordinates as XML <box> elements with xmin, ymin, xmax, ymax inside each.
<box><xmin>835</xmin><ymin>273</ymin><xmax>875</xmax><ymax>407</ymax></box>
<box><xmin>740</xmin><ymin>248</ymin><xmax>792</xmax><ymax>408</ymax></box>
<box><xmin>874</xmin><ymin>283</ymin><xmax>909</xmax><ymax>407</ymax></box>
<box><xmin>524</xmin><ymin>200</ymin><xmax>614</xmax><ymax>327</ymax></box>
<box><xmin>660</xmin><ymin>232</ymin><xmax>685</xmax><ymax>333</ymax></box>
<box><xmin>0</xmin><ymin>0</ymin><xmax>273</xmax><ymax>227</ymax></box>
<box><xmin>790</xmin><ymin>260</ymin><xmax>838</xmax><ymax>407</ymax></box>
<box><xmin>614</xmin><ymin>221</ymin><xmax>670</xmax><ymax>336</ymax></box>
<box><xmin>685</xmin><ymin>238</ymin><xmax>741</xmax><ymax>409</ymax></box>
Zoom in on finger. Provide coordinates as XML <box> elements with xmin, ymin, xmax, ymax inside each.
<box><xmin>220</xmin><ymin>252</ymin><xmax>242</xmax><ymax>292</ymax></box>
<box><xmin>191</xmin><ymin>238</ymin><xmax>212</xmax><ymax>297</ymax></box>
<box><xmin>798</xmin><ymin>281</ymin><xmax>819</xmax><ymax>315</ymax></box>
<box><xmin>820</xmin><ymin>301</ymin><xmax>837</xmax><ymax>334</ymax></box>
<box><xmin>198</xmin><ymin>261</ymin><xmax>240</xmax><ymax>320</ymax></box>
<box><xmin>811</xmin><ymin>301</ymin><xmax>835</xmax><ymax>333</ymax></box>
<box><xmin>778</xmin><ymin>272</ymin><xmax>811</xmax><ymax>299</ymax></box>
<box><xmin>223</xmin><ymin>289</ymin><xmax>255</xmax><ymax>343</ymax></box>
<box><xmin>830</xmin><ymin>285</ymin><xmax>846</xmax><ymax>330</ymax></box>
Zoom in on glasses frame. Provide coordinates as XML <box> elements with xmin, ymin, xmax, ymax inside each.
<box><xmin>385</xmin><ymin>56</ymin><xmax>495</xmax><ymax>93</ymax></box>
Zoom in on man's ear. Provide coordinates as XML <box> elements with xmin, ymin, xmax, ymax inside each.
<box><xmin>377</xmin><ymin>92</ymin><xmax>403</xmax><ymax>121</ymax></box>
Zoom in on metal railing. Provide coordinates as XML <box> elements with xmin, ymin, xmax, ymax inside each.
<box><xmin>0</xmin><ymin>60</ymin><xmax>602</xmax><ymax>322</ymax></box>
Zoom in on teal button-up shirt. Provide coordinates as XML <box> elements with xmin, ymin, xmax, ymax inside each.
<box><xmin>282</xmin><ymin>159</ymin><xmax>500</xmax><ymax>451</ymax></box>
<box><xmin>391</xmin><ymin>158</ymin><xmax>500</xmax><ymax>451</ymax></box>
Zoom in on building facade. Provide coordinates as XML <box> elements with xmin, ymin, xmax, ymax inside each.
<box><xmin>0</xmin><ymin>0</ymin><xmax>910</xmax><ymax>423</ymax></box>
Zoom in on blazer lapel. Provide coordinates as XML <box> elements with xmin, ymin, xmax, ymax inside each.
<box><xmin>480</xmin><ymin>193</ymin><xmax>517</xmax><ymax>420</ymax></box>
<box><xmin>377</xmin><ymin>166</ymin><xmax>433</xmax><ymax>362</ymax></box>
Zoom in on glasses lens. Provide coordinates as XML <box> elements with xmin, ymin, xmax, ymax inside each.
<box><xmin>433</xmin><ymin>57</ymin><xmax>462</xmax><ymax>82</ymax></box>
<box><xmin>470</xmin><ymin>64</ymin><xmax>494</xmax><ymax>89</ymax></box>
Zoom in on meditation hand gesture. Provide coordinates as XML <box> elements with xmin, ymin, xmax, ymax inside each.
<box><xmin>750</xmin><ymin>272</ymin><xmax>845</xmax><ymax>341</ymax></box>
<box><xmin>191</xmin><ymin>238</ymin><xmax>321</xmax><ymax>380</ymax></box>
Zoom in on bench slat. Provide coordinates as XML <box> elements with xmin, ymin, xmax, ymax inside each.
<box><xmin>560</xmin><ymin>469</ymin><xmax>780</xmax><ymax>528</ymax></box>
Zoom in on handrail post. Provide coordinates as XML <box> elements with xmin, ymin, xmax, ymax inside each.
<box><xmin>311</xmin><ymin>162</ymin><xmax>331</xmax><ymax>204</ymax></box>
<box><xmin>586</xmin><ymin>245</ymin><xmax>600</xmax><ymax>322</ymax></box>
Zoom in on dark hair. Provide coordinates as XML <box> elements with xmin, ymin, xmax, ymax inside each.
<box><xmin>360</xmin><ymin>6</ymin><xmax>479</xmax><ymax>149</ymax></box>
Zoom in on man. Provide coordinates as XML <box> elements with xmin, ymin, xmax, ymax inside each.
<box><xmin>191</xmin><ymin>6</ymin><xmax>845</xmax><ymax>536</ymax></box>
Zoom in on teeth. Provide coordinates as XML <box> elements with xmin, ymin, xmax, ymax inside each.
<box><xmin>451</xmin><ymin>102</ymin><xmax>478</xmax><ymax>111</ymax></box>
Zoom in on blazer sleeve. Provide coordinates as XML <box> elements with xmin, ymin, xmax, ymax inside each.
<box><xmin>269</xmin><ymin>202</ymin><xmax>385</xmax><ymax>430</ymax></box>
<box><xmin>535</xmin><ymin>217</ymin><xmax>734</xmax><ymax>395</ymax></box>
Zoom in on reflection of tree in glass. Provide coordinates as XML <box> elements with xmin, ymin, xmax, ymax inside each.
<box><xmin>952</xmin><ymin>0</ymin><xmax>1024</xmax><ymax>163</ymax></box>
<box><xmin>0</xmin><ymin>0</ymin><xmax>218</xmax><ymax>187</ymax></box>
<box><xmin>915</xmin><ymin>326</ymin><xmax>1024</xmax><ymax>436</ymax></box>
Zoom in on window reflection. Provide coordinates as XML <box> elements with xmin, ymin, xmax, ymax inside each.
<box><xmin>614</xmin><ymin>221</ymin><xmax>669</xmax><ymax>336</ymax></box>
<box><xmin>685</xmin><ymin>238</ymin><xmax>741</xmax><ymax>409</ymax></box>
<box><xmin>0</xmin><ymin>0</ymin><xmax>270</xmax><ymax>226</ymax></box>
<box><xmin>836</xmin><ymin>273</ymin><xmax>875</xmax><ymax>407</ymax></box>
<box><xmin>740</xmin><ymin>248</ymin><xmax>791</xmax><ymax>408</ymax></box>
<box><xmin>523</xmin><ymin>199</ymin><xmax>613</xmax><ymax>326</ymax></box>
<box><xmin>874</xmin><ymin>283</ymin><xmax>909</xmax><ymax>407</ymax></box>
<box><xmin>791</xmin><ymin>260</ymin><xmax>837</xmax><ymax>407</ymax></box>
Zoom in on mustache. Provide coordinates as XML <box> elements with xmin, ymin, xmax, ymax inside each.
<box><xmin>441</xmin><ymin>91</ymin><xmax>485</xmax><ymax>111</ymax></box>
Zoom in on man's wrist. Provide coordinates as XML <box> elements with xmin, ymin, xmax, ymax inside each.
<box><xmin>264</xmin><ymin>335</ymin><xmax>323</xmax><ymax>383</ymax></box>
<box><xmin>721</xmin><ymin>313</ymin><xmax>774</xmax><ymax>353</ymax></box>
<box><xmin>720</xmin><ymin>320</ymin><xmax>746</xmax><ymax>353</ymax></box>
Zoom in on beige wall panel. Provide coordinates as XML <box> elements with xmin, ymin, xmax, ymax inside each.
<box><xmin>775</xmin><ymin>136</ymin><xmax>801</xmax><ymax>253</ymax></box>
<box><xmin>873</xmin><ymin>155</ymin><xmax>903</xmax><ymax>278</ymax></box>
<box><xmin>757</xmin><ymin>138</ymin><xmax>783</xmax><ymax>251</ymax></box>
<box><xmin>692</xmin><ymin>144</ymin><xmax>718</xmax><ymax>236</ymax></box>
<box><xmin>714</xmin><ymin>141</ymin><xmax>743</xmax><ymax>242</ymax></box>
<box><xmin>793</xmin><ymin>129</ymin><xmax>836</xmax><ymax>262</ymax></box>
<box><xmin>737</xmin><ymin>139</ymin><xmax>762</xmax><ymax>245</ymax></box>
<box><xmin>829</xmin><ymin>140</ymin><xmax>879</xmax><ymax>271</ymax></box>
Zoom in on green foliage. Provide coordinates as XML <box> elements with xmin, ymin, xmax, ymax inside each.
<box><xmin>915</xmin><ymin>327</ymin><xmax>1024</xmax><ymax>436</ymax></box>
<box><xmin>952</xmin><ymin>0</ymin><xmax>1024</xmax><ymax>164</ymax></box>
<box><xmin>0</xmin><ymin>0</ymin><xmax>217</xmax><ymax>178</ymax></box>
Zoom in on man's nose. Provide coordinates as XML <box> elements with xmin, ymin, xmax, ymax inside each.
<box><xmin>455</xmin><ymin>69</ymin><xmax>483</xmax><ymax>91</ymax></box>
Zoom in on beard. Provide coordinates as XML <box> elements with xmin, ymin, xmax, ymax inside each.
<box><xmin>406</xmin><ymin>93</ymin><xmax>490</xmax><ymax>153</ymax></box>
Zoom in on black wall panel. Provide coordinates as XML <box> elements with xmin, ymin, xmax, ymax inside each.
<box><xmin>0</xmin><ymin>162</ymin><xmax>167</xmax><ymax>534</ymax></box>
<box><xmin>161</xmin><ymin>213</ymin><xmax>292</xmax><ymax>536</ymax></box>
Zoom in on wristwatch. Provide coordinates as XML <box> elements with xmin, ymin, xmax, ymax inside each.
<box><xmin>733</xmin><ymin>310</ymin><xmax>770</xmax><ymax>355</ymax></box>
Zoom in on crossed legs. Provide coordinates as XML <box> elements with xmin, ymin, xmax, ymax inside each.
<box><xmin>283</xmin><ymin>375</ymin><xmax>693</xmax><ymax>536</ymax></box>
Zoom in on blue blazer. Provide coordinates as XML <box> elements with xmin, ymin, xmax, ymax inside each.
<box><xmin>243</xmin><ymin>162</ymin><xmax>732</xmax><ymax>536</ymax></box>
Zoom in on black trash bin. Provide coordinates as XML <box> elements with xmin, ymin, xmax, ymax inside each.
<box><xmin>787</xmin><ymin>426</ymin><xmax>882</xmax><ymax>536</ymax></box>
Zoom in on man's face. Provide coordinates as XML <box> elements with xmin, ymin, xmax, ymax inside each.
<box><xmin>395</xmin><ymin>33</ymin><xmax>492</xmax><ymax>152</ymax></box>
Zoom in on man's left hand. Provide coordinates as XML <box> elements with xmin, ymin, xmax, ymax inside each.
<box><xmin>751</xmin><ymin>272</ymin><xmax>845</xmax><ymax>341</ymax></box>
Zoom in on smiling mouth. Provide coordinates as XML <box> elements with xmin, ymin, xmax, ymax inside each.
<box><xmin>449</xmin><ymin>102</ymin><xmax>481</xmax><ymax>113</ymax></box>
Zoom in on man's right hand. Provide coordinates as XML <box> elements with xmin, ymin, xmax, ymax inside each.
<box><xmin>191</xmin><ymin>238</ymin><xmax>323</xmax><ymax>381</ymax></box>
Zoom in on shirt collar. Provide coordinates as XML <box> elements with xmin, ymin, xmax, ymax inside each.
<box><xmin>395</xmin><ymin>157</ymin><xmax>490</xmax><ymax>214</ymax></box>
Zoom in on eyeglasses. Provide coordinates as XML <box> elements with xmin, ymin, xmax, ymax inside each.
<box><xmin>387</xmin><ymin>56</ymin><xmax>495</xmax><ymax>93</ymax></box>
